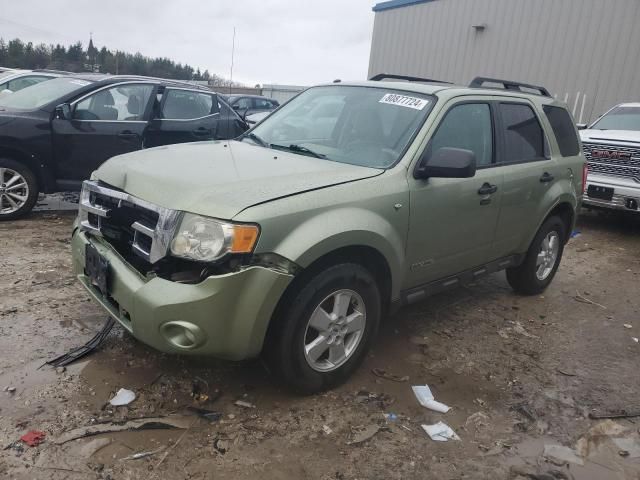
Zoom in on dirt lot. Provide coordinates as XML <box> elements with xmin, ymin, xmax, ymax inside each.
<box><xmin>1</xmin><ymin>210</ymin><xmax>639</xmax><ymax>479</ymax></box>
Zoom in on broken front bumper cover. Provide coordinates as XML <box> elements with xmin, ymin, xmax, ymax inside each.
<box><xmin>71</xmin><ymin>229</ymin><xmax>293</xmax><ymax>360</ymax></box>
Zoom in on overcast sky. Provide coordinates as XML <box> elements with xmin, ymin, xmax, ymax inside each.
<box><xmin>0</xmin><ymin>0</ymin><xmax>376</xmax><ymax>86</ymax></box>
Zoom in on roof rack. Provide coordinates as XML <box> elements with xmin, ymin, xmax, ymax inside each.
<box><xmin>469</xmin><ymin>77</ymin><xmax>551</xmax><ymax>97</ymax></box>
<box><xmin>370</xmin><ymin>73</ymin><xmax>452</xmax><ymax>84</ymax></box>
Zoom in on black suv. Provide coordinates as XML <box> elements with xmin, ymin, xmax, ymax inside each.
<box><xmin>0</xmin><ymin>74</ymin><xmax>248</xmax><ymax>220</ymax></box>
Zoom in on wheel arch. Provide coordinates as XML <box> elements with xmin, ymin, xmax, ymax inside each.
<box><xmin>0</xmin><ymin>146</ymin><xmax>48</xmax><ymax>192</ymax></box>
<box><xmin>264</xmin><ymin>244</ymin><xmax>395</xmax><ymax>355</ymax></box>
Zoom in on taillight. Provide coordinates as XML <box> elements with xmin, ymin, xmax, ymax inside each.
<box><xmin>582</xmin><ymin>163</ymin><xmax>588</xmax><ymax>194</ymax></box>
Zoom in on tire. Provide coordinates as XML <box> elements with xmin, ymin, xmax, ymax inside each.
<box><xmin>265</xmin><ymin>263</ymin><xmax>381</xmax><ymax>394</ymax></box>
<box><xmin>0</xmin><ymin>158</ymin><xmax>39</xmax><ymax>221</ymax></box>
<box><xmin>506</xmin><ymin>215</ymin><xmax>566</xmax><ymax>295</ymax></box>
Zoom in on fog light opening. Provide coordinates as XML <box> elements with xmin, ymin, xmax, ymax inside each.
<box><xmin>625</xmin><ymin>198</ymin><xmax>638</xmax><ymax>211</ymax></box>
<box><xmin>160</xmin><ymin>321</ymin><xmax>205</xmax><ymax>350</ymax></box>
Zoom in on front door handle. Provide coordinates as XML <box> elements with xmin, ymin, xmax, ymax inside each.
<box><xmin>540</xmin><ymin>172</ymin><xmax>555</xmax><ymax>183</ymax></box>
<box><xmin>478</xmin><ymin>183</ymin><xmax>498</xmax><ymax>195</ymax></box>
<box><xmin>192</xmin><ymin>127</ymin><xmax>212</xmax><ymax>136</ymax></box>
<box><xmin>117</xmin><ymin>130</ymin><xmax>138</xmax><ymax>139</ymax></box>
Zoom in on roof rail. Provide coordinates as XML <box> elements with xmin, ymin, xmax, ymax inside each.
<box><xmin>469</xmin><ymin>77</ymin><xmax>551</xmax><ymax>97</ymax></box>
<box><xmin>370</xmin><ymin>73</ymin><xmax>451</xmax><ymax>84</ymax></box>
<box><xmin>32</xmin><ymin>69</ymin><xmax>71</xmax><ymax>75</ymax></box>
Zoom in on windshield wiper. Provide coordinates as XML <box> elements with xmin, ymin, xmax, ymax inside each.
<box><xmin>240</xmin><ymin>132</ymin><xmax>269</xmax><ymax>147</ymax></box>
<box><xmin>270</xmin><ymin>143</ymin><xmax>326</xmax><ymax>159</ymax></box>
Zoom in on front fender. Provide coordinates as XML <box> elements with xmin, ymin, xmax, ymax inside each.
<box><xmin>267</xmin><ymin>207</ymin><xmax>406</xmax><ymax>300</ymax></box>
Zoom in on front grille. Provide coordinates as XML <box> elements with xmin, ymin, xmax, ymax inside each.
<box><xmin>583</xmin><ymin>142</ymin><xmax>640</xmax><ymax>182</ymax></box>
<box><xmin>78</xmin><ymin>181</ymin><xmax>181</xmax><ymax>264</ymax></box>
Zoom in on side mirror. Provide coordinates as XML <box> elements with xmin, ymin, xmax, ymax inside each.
<box><xmin>55</xmin><ymin>103</ymin><xmax>72</xmax><ymax>120</ymax></box>
<box><xmin>232</xmin><ymin>104</ymin><xmax>241</xmax><ymax>110</ymax></box>
<box><xmin>415</xmin><ymin>147</ymin><xmax>477</xmax><ymax>179</ymax></box>
<box><xmin>576</xmin><ymin>123</ymin><xmax>588</xmax><ymax>130</ymax></box>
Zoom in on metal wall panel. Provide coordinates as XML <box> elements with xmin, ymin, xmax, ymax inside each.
<box><xmin>368</xmin><ymin>0</ymin><xmax>640</xmax><ymax>122</ymax></box>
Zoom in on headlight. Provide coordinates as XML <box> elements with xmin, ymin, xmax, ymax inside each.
<box><xmin>170</xmin><ymin>214</ymin><xmax>259</xmax><ymax>262</ymax></box>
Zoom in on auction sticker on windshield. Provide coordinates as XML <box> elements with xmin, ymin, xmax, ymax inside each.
<box><xmin>379</xmin><ymin>93</ymin><xmax>429</xmax><ymax>110</ymax></box>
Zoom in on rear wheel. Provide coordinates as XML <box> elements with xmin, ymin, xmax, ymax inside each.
<box><xmin>265</xmin><ymin>263</ymin><xmax>381</xmax><ymax>394</ymax></box>
<box><xmin>0</xmin><ymin>159</ymin><xmax>39</xmax><ymax>221</ymax></box>
<box><xmin>506</xmin><ymin>216</ymin><xmax>566</xmax><ymax>295</ymax></box>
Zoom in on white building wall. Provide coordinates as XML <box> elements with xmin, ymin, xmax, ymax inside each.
<box><xmin>369</xmin><ymin>0</ymin><xmax>640</xmax><ymax>122</ymax></box>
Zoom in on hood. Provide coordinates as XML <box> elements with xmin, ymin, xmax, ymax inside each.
<box><xmin>94</xmin><ymin>140</ymin><xmax>383</xmax><ymax>219</ymax></box>
<box><xmin>580</xmin><ymin>129</ymin><xmax>640</xmax><ymax>145</ymax></box>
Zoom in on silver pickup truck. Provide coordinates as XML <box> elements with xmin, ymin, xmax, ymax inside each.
<box><xmin>580</xmin><ymin>103</ymin><xmax>640</xmax><ymax>212</ymax></box>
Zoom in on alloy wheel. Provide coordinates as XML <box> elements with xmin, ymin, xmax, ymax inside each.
<box><xmin>536</xmin><ymin>231</ymin><xmax>560</xmax><ymax>281</ymax></box>
<box><xmin>303</xmin><ymin>289</ymin><xmax>367</xmax><ymax>372</ymax></box>
<box><xmin>0</xmin><ymin>167</ymin><xmax>29</xmax><ymax>215</ymax></box>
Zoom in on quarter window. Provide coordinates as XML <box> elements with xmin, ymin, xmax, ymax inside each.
<box><xmin>161</xmin><ymin>90</ymin><xmax>218</xmax><ymax>120</ymax></box>
<box><xmin>543</xmin><ymin>105</ymin><xmax>580</xmax><ymax>157</ymax></box>
<box><xmin>428</xmin><ymin>103</ymin><xmax>493</xmax><ymax>166</ymax></box>
<box><xmin>499</xmin><ymin>103</ymin><xmax>546</xmax><ymax>163</ymax></box>
<box><xmin>74</xmin><ymin>84</ymin><xmax>153</xmax><ymax>121</ymax></box>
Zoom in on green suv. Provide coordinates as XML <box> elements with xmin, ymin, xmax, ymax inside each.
<box><xmin>71</xmin><ymin>76</ymin><xmax>585</xmax><ymax>393</ymax></box>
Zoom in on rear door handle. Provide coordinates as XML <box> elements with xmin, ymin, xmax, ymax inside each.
<box><xmin>540</xmin><ymin>172</ymin><xmax>555</xmax><ymax>183</ymax></box>
<box><xmin>478</xmin><ymin>183</ymin><xmax>498</xmax><ymax>195</ymax></box>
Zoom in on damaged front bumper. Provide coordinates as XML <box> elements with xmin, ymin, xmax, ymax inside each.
<box><xmin>71</xmin><ymin>229</ymin><xmax>293</xmax><ymax>360</ymax></box>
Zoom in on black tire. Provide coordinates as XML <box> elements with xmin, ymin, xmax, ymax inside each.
<box><xmin>506</xmin><ymin>215</ymin><xmax>566</xmax><ymax>295</ymax></box>
<box><xmin>265</xmin><ymin>263</ymin><xmax>381</xmax><ymax>394</ymax></box>
<box><xmin>0</xmin><ymin>158</ymin><xmax>39</xmax><ymax>221</ymax></box>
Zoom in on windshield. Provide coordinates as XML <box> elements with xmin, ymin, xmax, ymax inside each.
<box><xmin>0</xmin><ymin>77</ymin><xmax>93</xmax><ymax>110</ymax></box>
<box><xmin>591</xmin><ymin>106</ymin><xmax>640</xmax><ymax>131</ymax></box>
<box><xmin>246</xmin><ymin>85</ymin><xmax>434</xmax><ymax>168</ymax></box>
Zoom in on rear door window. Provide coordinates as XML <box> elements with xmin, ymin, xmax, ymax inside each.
<box><xmin>543</xmin><ymin>105</ymin><xmax>580</xmax><ymax>156</ymax></box>
<box><xmin>161</xmin><ymin>89</ymin><xmax>218</xmax><ymax>120</ymax></box>
<box><xmin>498</xmin><ymin>103</ymin><xmax>547</xmax><ymax>163</ymax></box>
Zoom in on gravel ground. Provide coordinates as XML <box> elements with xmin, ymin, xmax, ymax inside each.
<box><xmin>0</xmin><ymin>209</ymin><xmax>639</xmax><ymax>480</ymax></box>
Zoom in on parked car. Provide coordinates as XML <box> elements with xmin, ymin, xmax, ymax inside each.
<box><xmin>0</xmin><ymin>69</ymin><xmax>69</xmax><ymax>97</ymax></box>
<box><xmin>225</xmin><ymin>94</ymin><xmax>279</xmax><ymax>117</ymax></box>
<box><xmin>71</xmin><ymin>75</ymin><xmax>584</xmax><ymax>393</ymax></box>
<box><xmin>579</xmin><ymin>103</ymin><xmax>640</xmax><ymax>213</ymax></box>
<box><xmin>0</xmin><ymin>74</ymin><xmax>248</xmax><ymax>219</ymax></box>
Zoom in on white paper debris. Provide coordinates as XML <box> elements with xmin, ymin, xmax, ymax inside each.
<box><xmin>421</xmin><ymin>422</ymin><xmax>460</xmax><ymax>442</ymax></box>
<box><xmin>632</xmin><ymin>337</ymin><xmax>639</xmax><ymax>343</ymax></box>
<box><xmin>412</xmin><ymin>385</ymin><xmax>451</xmax><ymax>413</ymax></box>
<box><xmin>109</xmin><ymin>388</ymin><xmax>136</xmax><ymax>406</ymax></box>
<box><xmin>234</xmin><ymin>400</ymin><xmax>255</xmax><ymax>409</ymax></box>
<box><xmin>623</xmin><ymin>324</ymin><xmax>633</xmax><ymax>329</ymax></box>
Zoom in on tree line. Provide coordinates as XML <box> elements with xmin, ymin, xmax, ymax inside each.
<box><xmin>0</xmin><ymin>38</ymin><xmax>241</xmax><ymax>86</ymax></box>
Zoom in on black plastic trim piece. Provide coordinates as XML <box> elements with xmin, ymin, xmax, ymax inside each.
<box><xmin>469</xmin><ymin>77</ymin><xmax>551</xmax><ymax>97</ymax></box>
<box><xmin>370</xmin><ymin>73</ymin><xmax>452</xmax><ymax>84</ymax></box>
<box><xmin>400</xmin><ymin>254</ymin><xmax>524</xmax><ymax>306</ymax></box>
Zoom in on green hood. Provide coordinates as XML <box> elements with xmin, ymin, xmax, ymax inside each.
<box><xmin>94</xmin><ymin>140</ymin><xmax>383</xmax><ymax>219</ymax></box>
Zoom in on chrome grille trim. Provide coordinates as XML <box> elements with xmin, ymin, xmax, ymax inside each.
<box><xmin>78</xmin><ymin>180</ymin><xmax>182</xmax><ymax>263</ymax></box>
<box><xmin>583</xmin><ymin>142</ymin><xmax>640</xmax><ymax>182</ymax></box>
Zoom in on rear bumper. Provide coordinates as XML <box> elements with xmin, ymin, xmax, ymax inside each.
<box><xmin>583</xmin><ymin>174</ymin><xmax>640</xmax><ymax>213</ymax></box>
<box><xmin>71</xmin><ymin>230</ymin><xmax>293</xmax><ymax>360</ymax></box>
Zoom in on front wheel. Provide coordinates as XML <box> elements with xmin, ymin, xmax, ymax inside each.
<box><xmin>506</xmin><ymin>216</ymin><xmax>566</xmax><ymax>295</ymax></box>
<box><xmin>265</xmin><ymin>263</ymin><xmax>381</xmax><ymax>394</ymax></box>
<box><xmin>0</xmin><ymin>158</ymin><xmax>39</xmax><ymax>221</ymax></box>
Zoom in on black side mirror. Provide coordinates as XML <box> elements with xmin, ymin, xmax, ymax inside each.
<box><xmin>55</xmin><ymin>103</ymin><xmax>72</xmax><ymax>120</ymax></box>
<box><xmin>232</xmin><ymin>104</ymin><xmax>241</xmax><ymax>110</ymax></box>
<box><xmin>415</xmin><ymin>147</ymin><xmax>477</xmax><ymax>179</ymax></box>
<box><xmin>576</xmin><ymin>123</ymin><xmax>588</xmax><ymax>130</ymax></box>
